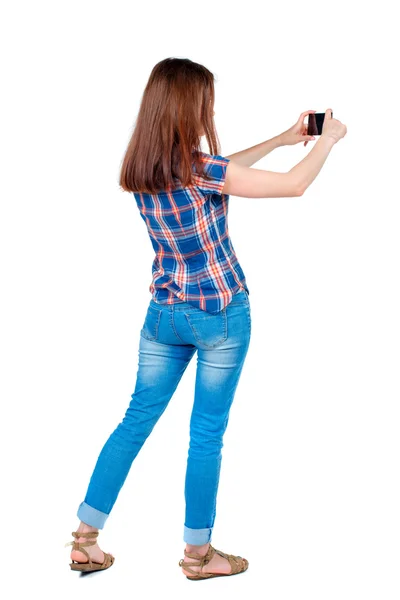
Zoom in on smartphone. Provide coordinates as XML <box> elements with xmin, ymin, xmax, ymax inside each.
<box><xmin>307</xmin><ymin>111</ymin><xmax>333</xmax><ymax>136</ymax></box>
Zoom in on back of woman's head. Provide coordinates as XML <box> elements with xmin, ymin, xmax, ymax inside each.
<box><xmin>119</xmin><ymin>57</ymin><xmax>222</xmax><ymax>194</ymax></box>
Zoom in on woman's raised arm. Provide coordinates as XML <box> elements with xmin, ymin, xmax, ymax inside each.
<box><xmin>225</xmin><ymin>136</ymin><xmax>283</xmax><ymax>167</ymax></box>
<box><xmin>222</xmin><ymin>134</ymin><xmax>336</xmax><ymax>198</ymax></box>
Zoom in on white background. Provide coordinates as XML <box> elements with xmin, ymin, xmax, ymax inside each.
<box><xmin>1</xmin><ymin>1</ymin><xmax>399</xmax><ymax>598</ymax></box>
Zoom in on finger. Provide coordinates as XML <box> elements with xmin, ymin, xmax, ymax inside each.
<box><xmin>304</xmin><ymin>134</ymin><xmax>316</xmax><ymax>146</ymax></box>
<box><xmin>300</xmin><ymin>127</ymin><xmax>315</xmax><ymax>140</ymax></box>
<box><xmin>298</xmin><ymin>109</ymin><xmax>317</xmax><ymax>124</ymax></box>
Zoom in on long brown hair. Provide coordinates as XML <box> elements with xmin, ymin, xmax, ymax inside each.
<box><xmin>119</xmin><ymin>57</ymin><xmax>222</xmax><ymax>194</ymax></box>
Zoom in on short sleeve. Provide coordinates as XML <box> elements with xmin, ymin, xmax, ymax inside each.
<box><xmin>192</xmin><ymin>152</ymin><xmax>230</xmax><ymax>198</ymax></box>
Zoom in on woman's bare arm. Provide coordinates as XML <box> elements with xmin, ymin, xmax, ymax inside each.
<box><xmin>225</xmin><ymin>135</ymin><xmax>283</xmax><ymax>167</ymax></box>
<box><xmin>222</xmin><ymin>134</ymin><xmax>336</xmax><ymax>198</ymax></box>
<box><xmin>288</xmin><ymin>135</ymin><xmax>335</xmax><ymax>193</ymax></box>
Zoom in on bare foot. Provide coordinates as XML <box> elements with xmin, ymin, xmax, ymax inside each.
<box><xmin>180</xmin><ymin>543</ymin><xmax>240</xmax><ymax>577</ymax></box>
<box><xmin>70</xmin><ymin>525</ymin><xmax>114</xmax><ymax>566</ymax></box>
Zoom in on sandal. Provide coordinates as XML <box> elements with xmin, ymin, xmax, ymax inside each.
<box><xmin>178</xmin><ymin>543</ymin><xmax>249</xmax><ymax>580</ymax></box>
<box><xmin>64</xmin><ymin>531</ymin><xmax>115</xmax><ymax>572</ymax></box>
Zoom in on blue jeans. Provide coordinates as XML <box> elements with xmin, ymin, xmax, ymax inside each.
<box><xmin>77</xmin><ymin>288</ymin><xmax>251</xmax><ymax>545</ymax></box>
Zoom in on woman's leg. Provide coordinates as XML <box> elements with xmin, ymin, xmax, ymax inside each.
<box><xmin>76</xmin><ymin>334</ymin><xmax>196</xmax><ymax>529</ymax></box>
<box><xmin>183</xmin><ymin>294</ymin><xmax>251</xmax><ymax>538</ymax></box>
<box><xmin>179</xmin><ymin>294</ymin><xmax>251</xmax><ymax>575</ymax></box>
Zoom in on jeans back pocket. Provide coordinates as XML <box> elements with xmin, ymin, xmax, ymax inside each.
<box><xmin>184</xmin><ymin>309</ymin><xmax>227</xmax><ymax>349</ymax></box>
<box><xmin>141</xmin><ymin>304</ymin><xmax>162</xmax><ymax>341</ymax></box>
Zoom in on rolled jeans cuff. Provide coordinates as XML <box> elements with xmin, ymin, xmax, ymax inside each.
<box><xmin>77</xmin><ymin>501</ymin><xmax>109</xmax><ymax>529</ymax></box>
<box><xmin>183</xmin><ymin>525</ymin><xmax>213</xmax><ymax>545</ymax></box>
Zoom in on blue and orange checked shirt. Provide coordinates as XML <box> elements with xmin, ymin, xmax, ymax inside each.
<box><xmin>133</xmin><ymin>151</ymin><xmax>249</xmax><ymax>314</ymax></box>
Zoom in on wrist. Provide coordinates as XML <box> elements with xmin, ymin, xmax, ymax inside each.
<box><xmin>273</xmin><ymin>134</ymin><xmax>284</xmax><ymax>148</ymax></box>
<box><xmin>319</xmin><ymin>133</ymin><xmax>336</xmax><ymax>148</ymax></box>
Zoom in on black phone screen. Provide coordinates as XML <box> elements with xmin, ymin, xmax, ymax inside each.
<box><xmin>307</xmin><ymin>111</ymin><xmax>333</xmax><ymax>136</ymax></box>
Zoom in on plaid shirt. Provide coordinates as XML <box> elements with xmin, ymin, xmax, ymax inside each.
<box><xmin>133</xmin><ymin>151</ymin><xmax>249</xmax><ymax>314</ymax></box>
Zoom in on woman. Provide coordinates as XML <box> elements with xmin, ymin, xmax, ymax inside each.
<box><xmin>65</xmin><ymin>57</ymin><xmax>347</xmax><ymax>579</ymax></box>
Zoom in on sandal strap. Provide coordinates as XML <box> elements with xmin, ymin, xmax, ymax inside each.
<box><xmin>179</xmin><ymin>544</ymin><xmax>216</xmax><ymax>576</ymax></box>
<box><xmin>71</xmin><ymin>531</ymin><xmax>99</xmax><ymax>538</ymax></box>
<box><xmin>179</xmin><ymin>544</ymin><xmax>246</xmax><ymax>577</ymax></box>
<box><xmin>71</xmin><ymin>531</ymin><xmax>98</xmax><ymax>548</ymax></box>
<box><xmin>213</xmin><ymin>547</ymin><xmax>246</xmax><ymax>574</ymax></box>
<box><xmin>183</xmin><ymin>544</ymin><xmax>215</xmax><ymax>562</ymax></box>
<box><xmin>64</xmin><ymin>531</ymin><xmax>99</xmax><ymax>567</ymax></box>
<box><xmin>64</xmin><ymin>541</ymin><xmax>93</xmax><ymax>567</ymax></box>
<box><xmin>102</xmin><ymin>552</ymin><xmax>113</xmax><ymax>569</ymax></box>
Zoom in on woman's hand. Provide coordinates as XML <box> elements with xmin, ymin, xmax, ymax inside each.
<box><xmin>279</xmin><ymin>110</ymin><xmax>317</xmax><ymax>147</ymax></box>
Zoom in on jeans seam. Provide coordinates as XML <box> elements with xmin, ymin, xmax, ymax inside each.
<box><xmin>246</xmin><ymin>305</ymin><xmax>251</xmax><ymax>335</ymax></box>
<box><xmin>155</xmin><ymin>309</ymin><xmax>161</xmax><ymax>339</ymax></box>
<box><xmin>141</xmin><ymin>305</ymin><xmax>162</xmax><ymax>341</ymax></box>
<box><xmin>170</xmin><ymin>307</ymin><xmax>186</xmax><ymax>342</ymax></box>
